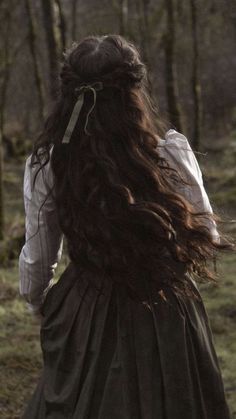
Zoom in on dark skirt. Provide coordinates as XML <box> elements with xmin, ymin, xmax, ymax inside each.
<box><xmin>22</xmin><ymin>262</ymin><xmax>231</xmax><ymax>419</ymax></box>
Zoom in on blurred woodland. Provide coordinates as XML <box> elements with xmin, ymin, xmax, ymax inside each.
<box><xmin>0</xmin><ymin>0</ymin><xmax>236</xmax><ymax>417</ymax></box>
<box><xmin>0</xmin><ymin>0</ymin><xmax>236</xmax><ymax>236</ymax></box>
<box><xmin>0</xmin><ymin>0</ymin><xmax>236</xmax><ymax>238</ymax></box>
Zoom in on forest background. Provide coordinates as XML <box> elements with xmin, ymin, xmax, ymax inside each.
<box><xmin>0</xmin><ymin>0</ymin><xmax>236</xmax><ymax>417</ymax></box>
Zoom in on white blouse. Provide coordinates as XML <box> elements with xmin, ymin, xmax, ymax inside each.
<box><xmin>18</xmin><ymin>129</ymin><xmax>219</xmax><ymax>314</ymax></box>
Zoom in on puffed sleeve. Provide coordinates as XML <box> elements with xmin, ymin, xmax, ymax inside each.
<box><xmin>19</xmin><ymin>151</ymin><xmax>64</xmax><ymax>314</ymax></box>
<box><xmin>158</xmin><ymin>129</ymin><xmax>220</xmax><ymax>243</ymax></box>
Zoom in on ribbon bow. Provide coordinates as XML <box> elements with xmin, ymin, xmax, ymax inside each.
<box><xmin>62</xmin><ymin>81</ymin><xmax>103</xmax><ymax>144</ymax></box>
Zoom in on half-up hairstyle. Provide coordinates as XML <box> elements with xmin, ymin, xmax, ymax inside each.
<box><xmin>31</xmin><ymin>34</ymin><xmax>234</xmax><ymax>302</ymax></box>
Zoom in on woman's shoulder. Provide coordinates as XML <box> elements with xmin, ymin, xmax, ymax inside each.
<box><xmin>158</xmin><ymin>129</ymin><xmax>190</xmax><ymax>147</ymax></box>
<box><xmin>157</xmin><ymin>129</ymin><xmax>203</xmax><ymax>184</ymax></box>
<box><xmin>158</xmin><ymin>129</ymin><xmax>195</xmax><ymax>158</ymax></box>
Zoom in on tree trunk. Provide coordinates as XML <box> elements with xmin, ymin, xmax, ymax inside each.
<box><xmin>136</xmin><ymin>0</ymin><xmax>151</xmax><ymax>66</ymax></box>
<box><xmin>0</xmin><ymin>133</ymin><xmax>3</xmax><ymax>241</ymax></box>
<box><xmin>119</xmin><ymin>0</ymin><xmax>128</xmax><ymax>35</ymax></box>
<box><xmin>25</xmin><ymin>0</ymin><xmax>44</xmax><ymax>120</ymax></box>
<box><xmin>0</xmin><ymin>6</ymin><xmax>12</xmax><ymax>240</ymax></box>
<box><xmin>55</xmin><ymin>0</ymin><xmax>67</xmax><ymax>51</ymax></box>
<box><xmin>190</xmin><ymin>0</ymin><xmax>202</xmax><ymax>150</ymax></box>
<box><xmin>164</xmin><ymin>0</ymin><xmax>183</xmax><ymax>132</ymax></box>
<box><xmin>40</xmin><ymin>0</ymin><xmax>60</xmax><ymax>100</ymax></box>
<box><xmin>71</xmin><ymin>0</ymin><xmax>79</xmax><ymax>40</ymax></box>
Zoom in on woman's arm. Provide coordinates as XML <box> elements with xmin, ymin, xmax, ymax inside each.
<box><xmin>159</xmin><ymin>129</ymin><xmax>220</xmax><ymax>243</ymax></box>
<box><xmin>19</xmin><ymin>154</ymin><xmax>63</xmax><ymax>315</ymax></box>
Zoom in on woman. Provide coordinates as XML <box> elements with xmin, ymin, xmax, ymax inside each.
<box><xmin>19</xmin><ymin>35</ymin><xmax>233</xmax><ymax>418</ymax></box>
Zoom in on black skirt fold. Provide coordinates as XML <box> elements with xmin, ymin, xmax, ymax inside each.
<box><xmin>22</xmin><ymin>263</ymin><xmax>231</xmax><ymax>419</ymax></box>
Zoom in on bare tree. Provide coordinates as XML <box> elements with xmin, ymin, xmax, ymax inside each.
<box><xmin>0</xmin><ymin>4</ymin><xmax>11</xmax><ymax>239</ymax></box>
<box><xmin>190</xmin><ymin>0</ymin><xmax>202</xmax><ymax>150</ymax></box>
<box><xmin>71</xmin><ymin>0</ymin><xmax>79</xmax><ymax>40</ymax></box>
<box><xmin>40</xmin><ymin>0</ymin><xmax>60</xmax><ymax>100</ymax></box>
<box><xmin>164</xmin><ymin>0</ymin><xmax>183</xmax><ymax>132</ymax></box>
<box><xmin>25</xmin><ymin>0</ymin><xmax>44</xmax><ymax>119</ymax></box>
<box><xmin>119</xmin><ymin>0</ymin><xmax>128</xmax><ymax>36</ymax></box>
<box><xmin>55</xmin><ymin>0</ymin><xmax>67</xmax><ymax>51</ymax></box>
<box><xmin>135</xmin><ymin>0</ymin><xmax>151</xmax><ymax>65</ymax></box>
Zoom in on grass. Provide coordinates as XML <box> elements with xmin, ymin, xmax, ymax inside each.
<box><xmin>0</xmin><ymin>147</ymin><xmax>236</xmax><ymax>418</ymax></box>
<box><xmin>0</xmin><ymin>260</ymin><xmax>67</xmax><ymax>418</ymax></box>
<box><xmin>0</xmin><ymin>254</ymin><xmax>235</xmax><ymax>418</ymax></box>
<box><xmin>200</xmin><ymin>253</ymin><xmax>236</xmax><ymax>416</ymax></box>
<box><xmin>0</xmin><ymin>263</ymin><xmax>41</xmax><ymax>418</ymax></box>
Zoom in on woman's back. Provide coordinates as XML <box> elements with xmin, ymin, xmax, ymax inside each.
<box><xmin>19</xmin><ymin>35</ymin><xmax>232</xmax><ymax>418</ymax></box>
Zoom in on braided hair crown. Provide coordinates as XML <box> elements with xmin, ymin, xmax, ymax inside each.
<box><xmin>59</xmin><ymin>35</ymin><xmax>147</xmax><ymax>97</ymax></box>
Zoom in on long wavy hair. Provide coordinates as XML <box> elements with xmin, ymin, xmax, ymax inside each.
<box><xmin>31</xmin><ymin>34</ymin><xmax>233</xmax><ymax>301</ymax></box>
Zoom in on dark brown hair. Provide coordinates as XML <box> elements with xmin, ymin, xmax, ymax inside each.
<box><xmin>31</xmin><ymin>34</ymin><xmax>234</xmax><ymax>301</ymax></box>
